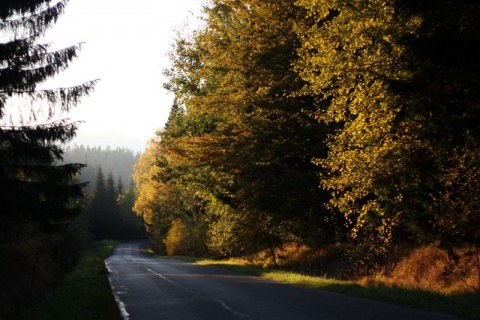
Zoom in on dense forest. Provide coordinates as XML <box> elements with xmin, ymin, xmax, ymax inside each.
<box><xmin>62</xmin><ymin>145</ymin><xmax>144</xmax><ymax>239</ymax></box>
<box><xmin>63</xmin><ymin>144</ymin><xmax>141</xmax><ymax>193</ymax></box>
<box><xmin>1</xmin><ymin>0</ymin><xmax>480</xmax><ymax>318</ymax></box>
<box><xmin>133</xmin><ymin>0</ymin><xmax>480</xmax><ymax>291</ymax></box>
<box><xmin>86</xmin><ymin>165</ymin><xmax>145</xmax><ymax>240</ymax></box>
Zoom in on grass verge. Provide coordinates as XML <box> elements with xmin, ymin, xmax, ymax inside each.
<box><xmin>153</xmin><ymin>253</ymin><xmax>479</xmax><ymax>320</ymax></box>
<box><xmin>22</xmin><ymin>240</ymin><xmax>121</xmax><ymax>320</ymax></box>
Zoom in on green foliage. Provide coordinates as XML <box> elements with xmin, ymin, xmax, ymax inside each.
<box><xmin>118</xmin><ymin>185</ymin><xmax>145</xmax><ymax>238</ymax></box>
<box><xmin>165</xmin><ymin>218</ymin><xmax>206</xmax><ymax>256</ymax></box>
<box><xmin>0</xmin><ymin>123</ymin><xmax>87</xmax><ymax>240</ymax></box>
<box><xmin>206</xmin><ymin>204</ymin><xmax>257</xmax><ymax>257</ymax></box>
<box><xmin>294</xmin><ymin>0</ymin><xmax>480</xmax><ymax>251</ymax></box>
<box><xmin>144</xmin><ymin>0</ymin><xmax>337</xmax><ymax>258</ymax></box>
<box><xmin>138</xmin><ymin>0</ymin><xmax>480</xmax><ymax>283</ymax></box>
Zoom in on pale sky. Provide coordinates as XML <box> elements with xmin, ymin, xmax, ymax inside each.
<box><xmin>41</xmin><ymin>0</ymin><xmax>204</xmax><ymax>151</ymax></box>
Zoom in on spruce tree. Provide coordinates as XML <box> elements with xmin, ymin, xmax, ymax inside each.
<box><xmin>0</xmin><ymin>0</ymin><xmax>97</xmax><ymax>241</ymax></box>
<box><xmin>88</xmin><ymin>169</ymin><xmax>126</xmax><ymax>239</ymax></box>
<box><xmin>105</xmin><ymin>172</ymin><xmax>122</xmax><ymax>237</ymax></box>
<box><xmin>0</xmin><ymin>2</ymin><xmax>97</xmax><ymax>316</ymax></box>
<box><xmin>88</xmin><ymin>167</ymin><xmax>108</xmax><ymax>239</ymax></box>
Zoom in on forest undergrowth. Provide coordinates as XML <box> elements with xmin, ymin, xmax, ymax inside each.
<box><xmin>244</xmin><ymin>242</ymin><xmax>480</xmax><ymax>295</ymax></box>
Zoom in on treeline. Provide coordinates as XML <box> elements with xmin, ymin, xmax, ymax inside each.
<box><xmin>133</xmin><ymin>0</ymin><xmax>480</xmax><ymax>279</ymax></box>
<box><xmin>62</xmin><ymin>145</ymin><xmax>145</xmax><ymax>240</ymax></box>
<box><xmin>63</xmin><ymin>145</ymin><xmax>141</xmax><ymax>193</ymax></box>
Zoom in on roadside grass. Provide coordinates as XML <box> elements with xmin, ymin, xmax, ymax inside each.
<box><xmin>142</xmin><ymin>246</ymin><xmax>480</xmax><ymax>320</ymax></box>
<box><xmin>195</xmin><ymin>259</ymin><xmax>480</xmax><ymax>320</ymax></box>
<box><xmin>22</xmin><ymin>240</ymin><xmax>121</xmax><ymax>320</ymax></box>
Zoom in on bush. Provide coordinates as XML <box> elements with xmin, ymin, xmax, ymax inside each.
<box><xmin>165</xmin><ymin>218</ymin><xmax>207</xmax><ymax>256</ymax></box>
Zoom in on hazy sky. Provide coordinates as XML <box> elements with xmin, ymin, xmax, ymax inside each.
<box><xmin>41</xmin><ymin>0</ymin><xmax>204</xmax><ymax>151</ymax></box>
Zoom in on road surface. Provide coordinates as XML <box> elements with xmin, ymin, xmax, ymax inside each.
<box><xmin>106</xmin><ymin>242</ymin><xmax>459</xmax><ymax>320</ymax></box>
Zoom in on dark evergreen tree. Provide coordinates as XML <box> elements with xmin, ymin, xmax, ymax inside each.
<box><xmin>88</xmin><ymin>167</ymin><xmax>108</xmax><ymax>239</ymax></box>
<box><xmin>0</xmin><ymin>1</ymin><xmax>96</xmax><ymax>317</ymax></box>
<box><xmin>88</xmin><ymin>168</ymin><xmax>132</xmax><ymax>239</ymax></box>
<box><xmin>105</xmin><ymin>171</ymin><xmax>122</xmax><ymax>237</ymax></box>
<box><xmin>117</xmin><ymin>176</ymin><xmax>124</xmax><ymax>194</ymax></box>
<box><xmin>0</xmin><ymin>0</ymin><xmax>96</xmax><ymax>240</ymax></box>
<box><xmin>118</xmin><ymin>183</ymin><xmax>145</xmax><ymax>239</ymax></box>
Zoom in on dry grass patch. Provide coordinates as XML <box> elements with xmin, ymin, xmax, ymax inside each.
<box><xmin>242</xmin><ymin>242</ymin><xmax>344</xmax><ymax>276</ymax></box>
<box><xmin>374</xmin><ymin>245</ymin><xmax>480</xmax><ymax>293</ymax></box>
<box><xmin>257</xmin><ymin>243</ymin><xmax>480</xmax><ymax>294</ymax></box>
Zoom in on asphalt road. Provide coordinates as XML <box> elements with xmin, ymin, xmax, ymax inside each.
<box><xmin>106</xmin><ymin>242</ymin><xmax>460</xmax><ymax>320</ymax></box>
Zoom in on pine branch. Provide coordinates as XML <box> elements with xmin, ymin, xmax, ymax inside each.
<box><xmin>0</xmin><ymin>42</ymin><xmax>83</xmax><ymax>70</ymax></box>
<box><xmin>0</xmin><ymin>0</ymin><xmax>52</xmax><ymax>19</ymax></box>
<box><xmin>0</xmin><ymin>0</ymin><xmax>69</xmax><ymax>39</ymax></box>
<box><xmin>0</xmin><ymin>44</ymin><xmax>85</xmax><ymax>93</ymax></box>
<box><xmin>0</xmin><ymin>80</ymin><xmax>99</xmax><ymax>119</ymax></box>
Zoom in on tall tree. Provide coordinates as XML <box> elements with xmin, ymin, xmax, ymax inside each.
<box><xmin>157</xmin><ymin>0</ymin><xmax>340</xmax><ymax>256</ymax></box>
<box><xmin>105</xmin><ymin>171</ymin><xmax>123</xmax><ymax>237</ymax></box>
<box><xmin>117</xmin><ymin>176</ymin><xmax>124</xmax><ymax>194</ymax></box>
<box><xmin>294</xmin><ymin>0</ymin><xmax>480</xmax><ymax>251</ymax></box>
<box><xmin>133</xmin><ymin>138</ymin><xmax>199</xmax><ymax>253</ymax></box>
<box><xmin>0</xmin><ymin>1</ymin><xmax>96</xmax><ymax>317</ymax></box>
<box><xmin>0</xmin><ymin>0</ymin><xmax>96</xmax><ymax>239</ymax></box>
<box><xmin>118</xmin><ymin>183</ymin><xmax>145</xmax><ymax>239</ymax></box>
<box><xmin>87</xmin><ymin>166</ymin><xmax>108</xmax><ymax>239</ymax></box>
<box><xmin>394</xmin><ymin>0</ymin><xmax>480</xmax><ymax>249</ymax></box>
<box><xmin>88</xmin><ymin>168</ymin><xmax>125</xmax><ymax>239</ymax></box>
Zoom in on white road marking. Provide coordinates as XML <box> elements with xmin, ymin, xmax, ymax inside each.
<box><xmin>105</xmin><ymin>259</ymin><xmax>130</xmax><ymax>320</ymax></box>
<box><xmin>145</xmin><ymin>267</ymin><xmax>253</xmax><ymax>319</ymax></box>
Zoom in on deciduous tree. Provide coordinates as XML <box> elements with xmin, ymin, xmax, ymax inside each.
<box><xmin>295</xmin><ymin>0</ymin><xmax>480</xmax><ymax>252</ymax></box>
<box><xmin>163</xmin><ymin>0</ymin><xmax>336</xmax><ymax>256</ymax></box>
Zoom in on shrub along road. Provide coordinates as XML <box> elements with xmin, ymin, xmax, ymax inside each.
<box><xmin>106</xmin><ymin>242</ymin><xmax>460</xmax><ymax>320</ymax></box>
